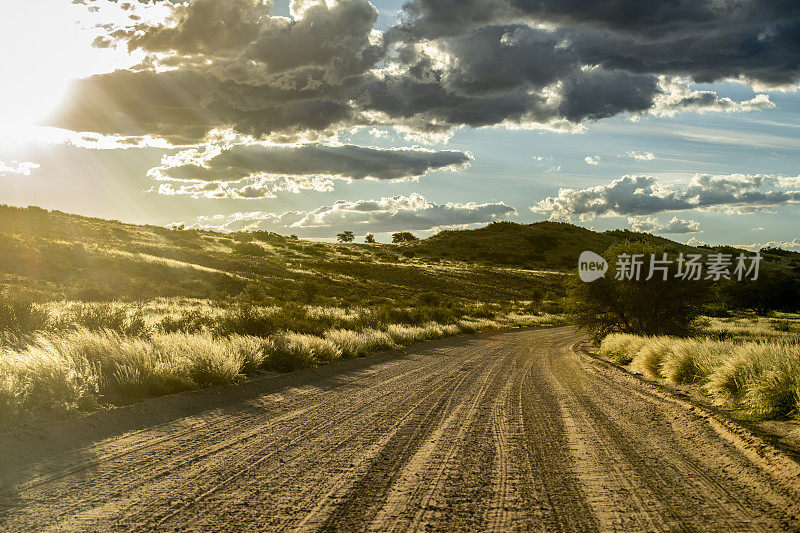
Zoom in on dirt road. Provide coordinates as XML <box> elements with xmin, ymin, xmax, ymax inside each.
<box><xmin>2</xmin><ymin>327</ymin><xmax>799</xmax><ymax>531</ymax></box>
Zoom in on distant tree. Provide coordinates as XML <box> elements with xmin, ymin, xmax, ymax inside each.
<box><xmin>567</xmin><ymin>243</ymin><xmax>710</xmax><ymax>339</ymax></box>
<box><xmin>720</xmin><ymin>267</ymin><xmax>800</xmax><ymax>315</ymax></box>
<box><xmin>392</xmin><ymin>231</ymin><xmax>418</xmax><ymax>243</ymax></box>
<box><xmin>337</xmin><ymin>231</ymin><xmax>355</xmax><ymax>243</ymax></box>
<box><xmin>364</xmin><ymin>233</ymin><xmax>376</xmax><ymax>243</ymax></box>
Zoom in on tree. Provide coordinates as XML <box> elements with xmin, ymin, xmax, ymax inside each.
<box><xmin>567</xmin><ymin>243</ymin><xmax>710</xmax><ymax>339</ymax></box>
<box><xmin>392</xmin><ymin>231</ymin><xmax>418</xmax><ymax>243</ymax></box>
<box><xmin>337</xmin><ymin>231</ymin><xmax>355</xmax><ymax>243</ymax></box>
<box><xmin>720</xmin><ymin>267</ymin><xmax>800</xmax><ymax>315</ymax></box>
<box><xmin>364</xmin><ymin>233</ymin><xmax>376</xmax><ymax>243</ymax></box>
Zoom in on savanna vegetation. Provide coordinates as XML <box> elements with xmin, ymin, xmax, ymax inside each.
<box><xmin>568</xmin><ymin>243</ymin><xmax>800</xmax><ymax>420</ymax></box>
<box><xmin>2</xmin><ymin>204</ymin><xmax>799</xmax><ymax>426</ymax></box>
<box><xmin>0</xmin><ymin>205</ymin><xmax>566</xmax><ymax>427</ymax></box>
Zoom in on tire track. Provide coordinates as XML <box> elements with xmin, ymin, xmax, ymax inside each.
<box><xmin>2</xmin><ymin>328</ymin><xmax>799</xmax><ymax>531</ymax></box>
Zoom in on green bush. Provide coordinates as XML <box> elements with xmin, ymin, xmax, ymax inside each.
<box><xmin>0</xmin><ymin>295</ymin><xmax>51</xmax><ymax>335</ymax></box>
<box><xmin>233</xmin><ymin>242</ymin><xmax>266</xmax><ymax>256</ymax></box>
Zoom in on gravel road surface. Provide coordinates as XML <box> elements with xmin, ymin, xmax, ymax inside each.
<box><xmin>2</xmin><ymin>327</ymin><xmax>799</xmax><ymax>531</ymax></box>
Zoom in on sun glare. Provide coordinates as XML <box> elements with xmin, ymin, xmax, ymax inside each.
<box><xmin>0</xmin><ymin>1</ymin><xmax>147</xmax><ymax>142</ymax></box>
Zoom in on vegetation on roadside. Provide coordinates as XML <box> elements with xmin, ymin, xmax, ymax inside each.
<box><xmin>0</xmin><ymin>296</ymin><xmax>565</xmax><ymax>427</ymax></box>
<box><xmin>598</xmin><ymin>315</ymin><xmax>800</xmax><ymax>419</ymax></box>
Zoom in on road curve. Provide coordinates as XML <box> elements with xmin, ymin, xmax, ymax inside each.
<box><xmin>1</xmin><ymin>327</ymin><xmax>799</xmax><ymax>531</ymax></box>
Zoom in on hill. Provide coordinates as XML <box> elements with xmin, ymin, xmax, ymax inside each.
<box><xmin>1</xmin><ymin>206</ymin><xmax>796</xmax><ymax>306</ymax></box>
<box><xmin>0</xmin><ymin>205</ymin><xmax>560</xmax><ymax>306</ymax></box>
<box><xmin>408</xmin><ymin>221</ymin><xmax>698</xmax><ymax>270</ymax></box>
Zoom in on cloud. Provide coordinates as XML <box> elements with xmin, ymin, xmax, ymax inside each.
<box><xmin>152</xmin><ymin>143</ymin><xmax>472</xmax><ymax>182</ymax></box>
<box><xmin>186</xmin><ymin>192</ymin><xmax>516</xmax><ymax>236</ymax></box>
<box><xmin>651</xmin><ymin>77</ymin><xmax>775</xmax><ymax>117</ymax></box>
<box><xmin>49</xmin><ymin>0</ymin><xmax>799</xmax><ymax>145</ymax></box>
<box><xmin>0</xmin><ymin>161</ymin><xmax>39</xmax><ymax>176</ymax></box>
<box><xmin>584</xmin><ymin>155</ymin><xmax>601</xmax><ymax>166</ymax></box>
<box><xmin>663</xmin><ymin>217</ymin><xmax>701</xmax><ymax>234</ymax></box>
<box><xmin>532</xmin><ymin>173</ymin><xmax>800</xmax><ymax>220</ymax></box>
<box><xmin>624</xmin><ymin>150</ymin><xmax>655</xmax><ymax>161</ymax></box>
<box><xmin>733</xmin><ymin>238</ymin><xmax>800</xmax><ymax>251</ymax></box>
<box><xmin>628</xmin><ymin>215</ymin><xmax>701</xmax><ymax>234</ymax></box>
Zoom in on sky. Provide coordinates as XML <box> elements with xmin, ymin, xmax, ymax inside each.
<box><xmin>0</xmin><ymin>0</ymin><xmax>798</xmax><ymax>247</ymax></box>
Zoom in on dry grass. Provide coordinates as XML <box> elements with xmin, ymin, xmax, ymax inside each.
<box><xmin>699</xmin><ymin>315</ymin><xmax>800</xmax><ymax>341</ymax></box>
<box><xmin>323</xmin><ymin>329</ymin><xmax>397</xmax><ymax>358</ymax></box>
<box><xmin>600</xmin><ymin>330</ymin><xmax>800</xmax><ymax>419</ymax></box>
<box><xmin>1</xmin><ymin>301</ymin><xmax>554</xmax><ymax>427</ymax></box>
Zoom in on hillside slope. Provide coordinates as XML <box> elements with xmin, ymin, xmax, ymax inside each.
<box><xmin>409</xmin><ymin>221</ymin><xmax>698</xmax><ymax>269</ymax></box>
<box><xmin>1</xmin><ymin>206</ymin><xmax>796</xmax><ymax>305</ymax></box>
<box><xmin>0</xmin><ymin>206</ymin><xmax>561</xmax><ymax>306</ymax></box>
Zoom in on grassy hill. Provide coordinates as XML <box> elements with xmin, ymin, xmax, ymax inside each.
<box><xmin>0</xmin><ymin>206</ymin><xmax>563</xmax><ymax>307</ymax></box>
<box><xmin>2</xmin><ymin>206</ymin><xmax>797</xmax><ymax>306</ymax></box>
<box><xmin>408</xmin><ymin>221</ymin><xmax>699</xmax><ymax>270</ymax></box>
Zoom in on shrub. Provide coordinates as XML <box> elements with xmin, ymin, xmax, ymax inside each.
<box><xmin>214</xmin><ymin>304</ymin><xmax>277</xmax><ymax>337</ymax></box>
<box><xmin>324</xmin><ymin>329</ymin><xmax>396</xmax><ymax>358</ymax></box>
<box><xmin>604</xmin><ymin>333</ymin><xmax>800</xmax><ymax>419</ymax></box>
<box><xmin>703</xmin><ymin>345</ymin><xmax>759</xmax><ymax>408</ymax></box>
<box><xmin>229</xmin><ymin>335</ymin><xmax>270</xmax><ymax>373</ymax></box>
<box><xmin>151</xmin><ymin>333</ymin><xmax>244</xmax><ymax>387</ymax></box>
<box><xmin>599</xmin><ymin>334</ymin><xmax>646</xmax><ymax>365</ymax></box>
<box><xmin>417</xmin><ymin>292</ymin><xmax>443</xmax><ymax>307</ymax></box>
<box><xmin>386</xmin><ymin>322</ymin><xmax>450</xmax><ymax>345</ymax></box>
<box><xmin>660</xmin><ymin>340</ymin><xmax>705</xmax><ymax>384</ymax></box>
<box><xmin>233</xmin><ymin>242</ymin><xmax>266</xmax><ymax>256</ymax></box>
<box><xmin>630</xmin><ymin>337</ymin><xmax>674</xmax><ymax>378</ymax></box>
<box><xmin>65</xmin><ymin>304</ymin><xmax>148</xmax><ymax>336</ymax></box>
<box><xmin>265</xmin><ymin>333</ymin><xmax>341</xmax><ymax>372</ymax></box>
<box><xmin>0</xmin><ymin>338</ymin><xmax>99</xmax><ymax>421</ymax></box>
<box><xmin>0</xmin><ymin>295</ymin><xmax>51</xmax><ymax>335</ymax></box>
<box><xmin>392</xmin><ymin>232</ymin><xmax>418</xmax><ymax>243</ymax></box>
<box><xmin>567</xmin><ymin>243</ymin><xmax>710</xmax><ymax>338</ymax></box>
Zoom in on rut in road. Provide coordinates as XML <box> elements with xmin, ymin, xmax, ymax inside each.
<box><xmin>1</xmin><ymin>328</ymin><xmax>799</xmax><ymax>531</ymax></box>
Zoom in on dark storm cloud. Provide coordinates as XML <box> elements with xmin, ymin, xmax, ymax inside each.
<box><xmin>127</xmin><ymin>0</ymin><xmax>271</xmax><ymax>54</ymax></box>
<box><xmin>52</xmin><ymin>0</ymin><xmax>799</xmax><ymax>145</ymax></box>
<box><xmin>51</xmin><ymin>69</ymin><xmax>355</xmax><ymax>144</ymax></box>
<box><xmin>557</xmin><ymin>69</ymin><xmax>659</xmax><ymax>122</ymax></box>
<box><xmin>397</xmin><ymin>0</ymin><xmax>800</xmax><ymax>85</ymax></box>
<box><xmin>158</xmin><ymin>143</ymin><xmax>472</xmax><ymax>182</ymax></box>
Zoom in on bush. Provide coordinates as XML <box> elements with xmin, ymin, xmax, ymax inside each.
<box><xmin>233</xmin><ymin>242</ymin><xmax>266</xmax><ymax>256</ymax></box>
<box><xmin>630</xmin><ymin>337</ymin><xmax>672</xmax><ymax>378</ymax></box>
<box><xmin>64</xmin><ymin>304</ymin><xmax>148</xmax><ymax>336</ymax></box>
<box><xmin>417</xmin><ymin>292</ymin><xmax>443</xmax><ymax>307</ymax></box>
<box><xmin>599</xmin><ymin>333</ymin><xmax>647</xmax><ymax>365</ymax></box>
<box><xmin>392</xmin><ymin>232</ymin><xmax>418</xmax><ymax>243</ymax></box>
<box><xmin>0</xmin><ymin>295</ymin><xmax>51</xmax><ymax>335</ymax></box>
<box><xmin>324</xmin><ymin>328</ymin><xmax>396</xmax><ymax>358</ymax></box>
<box><xmin>567</xmin><ymin>243</ymin><xmax>710</xmax><ymax>338</ymax></box>
<box><xmin>660</xmin><ymin>340</ymin><xmax>705</xmax><ymax>384</ymax></box>
<box><xmin>0</xmin><ymin>338</ymin><xmax>99</xmax><ymax>421</ymax></box>
<box><xmin>265</xmin><ymin>333</ymin><xmax>341</xmax><ymax>371</ymax></box>
<box><xmin>600</xmin><ymin>333</ymin><xmax>800</xmax><ymax>419</ymax></box>
<box><xmin>214</xmin><ymin>304</ymin><xmax>278</xmax><ymax>337</ymax></box>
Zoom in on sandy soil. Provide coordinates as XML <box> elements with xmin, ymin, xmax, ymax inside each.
<box><xmin>1</xmin><ymin>327</ymin><xmax>799</xmax><ymax>531</ymax></box>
